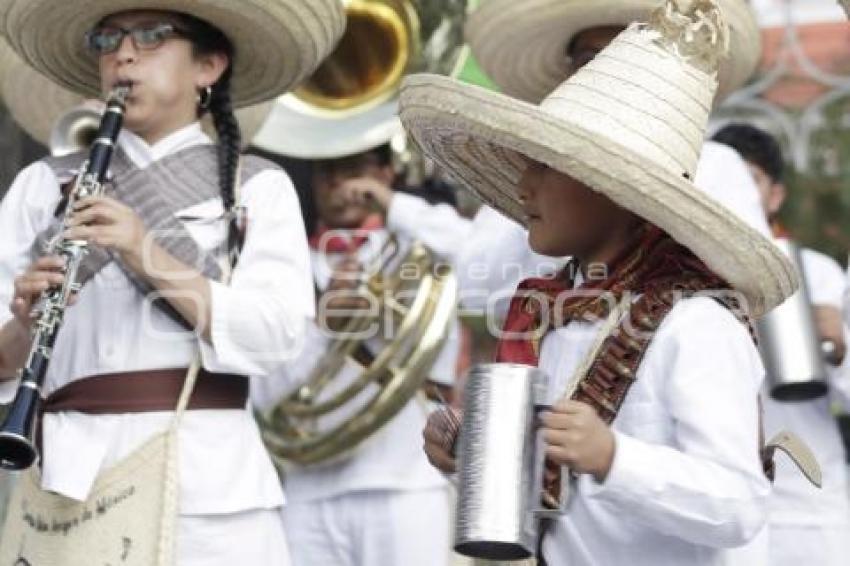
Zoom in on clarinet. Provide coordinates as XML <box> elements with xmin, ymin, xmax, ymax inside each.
<box><xmin>0</xmin><ymin>85</ymin><xmax>130</xmax><ymax>471</ymax></box>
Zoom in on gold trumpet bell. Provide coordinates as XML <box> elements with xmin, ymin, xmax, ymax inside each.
<box><xmin>261</xmin><ymin>241</ymin><xmax>458</xmax><ymax>466</ymax></box>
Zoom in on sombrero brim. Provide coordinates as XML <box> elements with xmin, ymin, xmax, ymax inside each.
<box><xmin>400</xmin><ymin>74</ymin><xmax>796</xmax><ymax>317</ymax></box>
<box><xmin>0</xmin><ymin>0</ymin><xmax>345</xmax><ymax>108</ymax></box>
<box><xmin>0</xmin><ymin>41</ymin><xmax>83</xmax><ymax>145</ymax></box>
<box><xmin>466</xmin><ymin>0</ymin><xmax>761</xmax><ymax>104</ymax></box>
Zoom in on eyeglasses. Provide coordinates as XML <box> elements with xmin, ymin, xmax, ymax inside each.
<box><xmin>85</xmin><ymin>23</ymin><xmax>190</xmax><ymax>55</ymax></box>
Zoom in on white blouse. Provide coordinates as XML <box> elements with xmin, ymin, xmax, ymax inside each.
<box><xmin>0</xmin><ymin>123</ymin><xmax>315</xmax><ymax>514</ymax></box>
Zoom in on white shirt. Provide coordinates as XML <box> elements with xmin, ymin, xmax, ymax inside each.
<box><xmin>0</xmin><ymin>123</ymin><xmax>315</xmax><ymax>514</ymax></box>
<box><xmin>762</xmin><ymin>244</ymin><xmax>850</xmax><ymax>526</ymax></box>
<box><xmin>386</xmin><ymin>191</ymin><xmax>472</xmax><ymax>263</ymax></box>
<box><xmin>540</xmin><ymin>297</ymin><xmax>770</xmax><ymax>566</ymax></box>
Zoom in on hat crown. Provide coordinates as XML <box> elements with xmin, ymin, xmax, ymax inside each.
<box><xmin>539</xmin><ymin>0</ymin><xmax>729</xmax><ymax>180</ymax></box>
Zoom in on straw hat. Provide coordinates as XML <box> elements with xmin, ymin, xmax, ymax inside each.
<box><xmin>0</xmin><ymin>41</ymin><xmax>83</xmax><ymax>145</ymax></box>
<box><xmin>0</xmin><ymin>0</ymin><xmax>346</xmax><ymax>108</ymax></box>
<box><xmin>0</xmin><ymin>40</ymin><xmax>273</xmax><ymax>148</ymax></box>
<box><xmin>399</xmin><ymin>0</ymin><xmax>796</xmax><ymax>316</ymax></box>
<box><xmin>466</xmin><ymin>0</ymin><xmax>761</xmax><ymax>104</ymax></box>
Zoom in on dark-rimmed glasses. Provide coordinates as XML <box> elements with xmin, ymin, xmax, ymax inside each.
<box><xmin>85</xmin><ymin>23</ymin><xmax>190</xmax><ymax>55</ymax></box>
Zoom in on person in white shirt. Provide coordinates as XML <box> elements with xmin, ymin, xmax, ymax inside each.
<box><xmin>251</xmin><ymin>140</ymin><xmax>470</xmax><ymax>566</ymax></box>
<box><xmin>0</xmin><ymin>2</ymin><xmax>344</xmax><ymax>564</ymax></box>
<box><xmin>406</xmin><ymin>1</ymin><xmax>800</xmax><ymax>565</ymax></box>
<box><xmin>713</xmin><ymin>122</ymin><xmax>850</xmax><ymax>566</ymax></box>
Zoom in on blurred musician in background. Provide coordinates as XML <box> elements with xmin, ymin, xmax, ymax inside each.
<box><xmin>715</xmin><ymin>122</ymin><xmax>850</xmax><ymax>566</ymax></box>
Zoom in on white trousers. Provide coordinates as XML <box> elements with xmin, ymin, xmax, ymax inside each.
<box><xmin>283</xmin><ymin>487</ymin><xmax>452</xmax><ymax>566</ymax></box>
<box><xmin>768</xmin><ymin>523</ymin><xmax>850</xmax><ymax>566</ymax></box>
<box><xmin>178</xmin><ymin>508</ymin><xmax>291</xmax><ymax>566</ymax></box>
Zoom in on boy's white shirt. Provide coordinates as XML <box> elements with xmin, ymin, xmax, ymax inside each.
<box><xmin>540</xmin><ymin>295</ymin><xmax>770</xmax><ymax>565</ymax></box>
<box><xmin>0</xmin><ymin>123</ymin><xmax>315</xmax><ymax>513</ymax></box>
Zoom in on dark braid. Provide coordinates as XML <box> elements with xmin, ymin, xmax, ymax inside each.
<box><xmin>176</xmin><ymin>13</ymin><xmax>241</xmax><ymax>209</ymax></box>
<box><xmin>207</xmin><ymin>69</ymin><xmax>241</xmax><ymax>211</ymax></box>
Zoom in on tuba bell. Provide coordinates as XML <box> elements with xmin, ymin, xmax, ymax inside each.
<box><xmin>49</xmin><ymin>100</ymin><xmax>105</xmax><ymax>157</ymax></box>
<box><xmin>254</xmin><ymin>0</ymin><xmax>468</xmax><ymax>466</ymax></box>
<box><xmin>261</xmin><ymin>237</ymin><xmax>458</xmax><ymax>465</ymax></box>
<box><xmin>253</xmin><ymin>0</ymin><xmax>467</xmax><ymax>161</ymax></box>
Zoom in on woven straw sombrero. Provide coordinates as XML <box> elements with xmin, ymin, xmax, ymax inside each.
<box><xmin>0</xmin><ymin>41</ymin><xmax>274</xmax><ymax>148</ymax></box>
<box><xmin>0</xmin><ymin>0</ymin><xmax>346</xmax><ymax>108</ymax></box>
<box><xmin>0</xmin><ymin>40</ymin><xmax>82</xmax><ymax>145</ymax></box>
<box><xmin>400</xmin><ymin>0</ymin><xmax>796</xmax><ymax>316</ymax></box>
<box><xmin>466</xmin><ymin>0</ymin><xmax>761</xmax><ymax>105</ymax></box>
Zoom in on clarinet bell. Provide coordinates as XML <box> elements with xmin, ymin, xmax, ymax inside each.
<box><xmin>0</xmin><ymin>384</ymin><xmax>40</xmax><ymax>470</ymax></box>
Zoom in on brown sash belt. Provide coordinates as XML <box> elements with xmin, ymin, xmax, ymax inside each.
<box><xmin>42</xmin><ymin>368</ymin><xmax>249</xmax><ymax>415</ymax></box>
<box><xmin>35</xmin><ymin>368</ymin><xmax>248</xmax><ymax>456</ymax></box>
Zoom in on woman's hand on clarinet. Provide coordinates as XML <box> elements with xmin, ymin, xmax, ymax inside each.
<box><xmin>11</xmin><ymin>256</ymin><xmax>70</xmax><ymax>326</ymax></box>
<box><xmin>423</xmin><ymin>407</ymin><xmax>463</xmax><ymax>474</ymax></box>
<box><xmin>63</xmin><ymin>195</ymin><xmax>213</xmax><ymax>339</ymax></box>
<box><xmin>541</xmin><ymin>400</ymin><xmax>616</xmax><ymax>483</ymax></box>
<box><xmin>65</xmin><ymin>196</ymin><xmax>148</xmax><ymax>262</ymax></box>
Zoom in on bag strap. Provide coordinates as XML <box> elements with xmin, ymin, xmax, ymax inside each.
<box><xmin>170</xmin><ymin>159</ymin><xmax>246</xmax><ymax>428</ymax></box>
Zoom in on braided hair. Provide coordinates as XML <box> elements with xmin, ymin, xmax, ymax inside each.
<box><xmin>177</xmin><ymin>14</ymin><xmax>242</xmax><ymax>210</ymax></box>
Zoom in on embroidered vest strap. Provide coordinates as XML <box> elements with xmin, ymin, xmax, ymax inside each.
<box><xmin>544</xmin><ymin>277</ymin><xmax>756</xmax><ymax>504</ymax></box>
<box><xmin>37</xmin><ymin>146</ymin><xmax>280</xmax><ymax>322</ymax></box>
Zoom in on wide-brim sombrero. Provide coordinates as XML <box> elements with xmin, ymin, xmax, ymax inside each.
<box><xmin>466</xmin><ymin>0</ymin><xmax>761</xmax><ymax>104</ymax></box>
<box><xmin>400</xmin><ymin>5</ymin><xmax>796</xmax><ymax>317</ymax></box>
<box><xmin>0</xmin><ymin>0</ymin><xmax>346</xmax><ymax>108</ymax></box>
<box><xmin>0</xmin><ymin>40</ymin><xmax>82</xmax><ymax>145</ymax></box>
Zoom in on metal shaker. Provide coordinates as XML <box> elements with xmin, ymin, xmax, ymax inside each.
<box><xmin>757</xmin><ymin>239</ymin><xmax>828</xmax><ymax>401</ymax></box>
<box><xmin>454</xmin><ymin>363</ymin><xmax>569</xmax><ymax>560</ymax></box>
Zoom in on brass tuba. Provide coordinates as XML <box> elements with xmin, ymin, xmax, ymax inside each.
<box><xmin>261</xmin><ymin>238</ymin><xmax>458</xmax><ymax>465</ymax></box>
<box><xmin>255</xmin><ymin>0</ymin><xmax>468</xmax><ymax>466</ymax></box>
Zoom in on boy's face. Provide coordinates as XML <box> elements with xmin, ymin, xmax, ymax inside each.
<box><xmin>313</xmin><ymin>152</ymin><xmax>394</xmax><ymax>229</ymax></box>
<box><xmin>517</xmin><ymin>159</ymin><xmax>641</xmax><ymax>258</ymax></box>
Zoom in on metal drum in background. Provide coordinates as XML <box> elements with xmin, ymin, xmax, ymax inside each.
<box><xmin>454</xmin><ymin>363</ymin><xmax>567</xmax><ymax>560</ymax></box>
<box><xmin>757</xmin><ymin>239</ymin><xmax>828</xmax><ymax>401</ymax></box>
